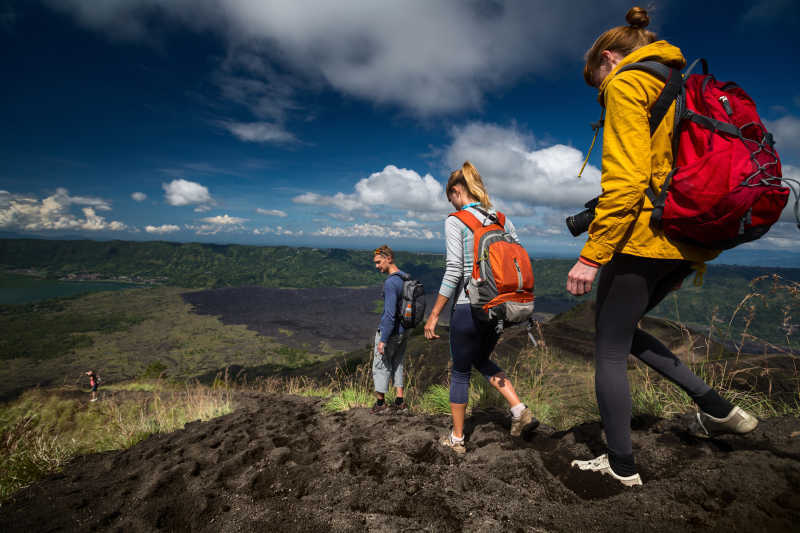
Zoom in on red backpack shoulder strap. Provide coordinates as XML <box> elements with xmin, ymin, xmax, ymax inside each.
<box><xmin>449</xmin><ymin>210</ymin><xmax>482</xmax><ymax>232</ymax></box>
<box><xmin>494</xmin><ymin>211</ymin><xmax>506</xmax><ymax>228</ymax></box>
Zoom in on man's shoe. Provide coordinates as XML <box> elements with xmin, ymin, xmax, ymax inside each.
<box><xmin>370</xmin><ymin>401</ymin><xmax>388</xmax><ymax>414</ymax></box>
<box><xmin>392</xmin><ymin>401</ymin><xmax>408</xmax><ymax>412</ymax></box>
<box><xmin>689</xmin><ymin>406</ymin><xmax>758</xmax><ymax>438</ymax></box>
<box><xmin>439</xmin><ymin>433</ymin><xmax>466</xmax><ymax>454</ymax></box>
<box><xmin>510</xmin><ymin>407</ymin><xmax>539</xmax><ymax>437</ymax></box>
<box><xmin>570</xmin><ymin>454</ymin><xmax>642</xmax><ymax>487</ymax></box>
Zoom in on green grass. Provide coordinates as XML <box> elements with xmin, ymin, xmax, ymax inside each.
<box><xmin>417</xmin><ymin>384</ymin><xmax>451</xmax><ymax>415</ymax></box>
<box><xmin>324</xmin><ymin>387</ymin><xmax>374</xmax><ymax>412</ymax></box>
<box><xmin>0</xmin><ymin>380</ymin><xmax>234</xmax><ymax>500</ymax></box>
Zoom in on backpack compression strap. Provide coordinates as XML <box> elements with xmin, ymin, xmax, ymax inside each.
<box><xmin>390</xmin><ymin>272</ymin><xmax>411</xmax><ymax>282</ymax></box>
<box><xmin>617</xmin><ymin>60</ymin><xmax>685</xmax><ymax>227</ymax></box>
<box><xmin>449</xmin><ymin>209</ymin><xmax>506</xmax><ymax>231</ymax></box>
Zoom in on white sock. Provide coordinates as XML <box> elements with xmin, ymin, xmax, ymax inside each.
<box><xmin>510</xmin><ymin>403</ymin><xmax>526</xmax><ymax>418</ymax></box>
<box><xmin>450</xmin><ymin>431</ymin><xmax>464</xmax><ymax>443</ymax></box>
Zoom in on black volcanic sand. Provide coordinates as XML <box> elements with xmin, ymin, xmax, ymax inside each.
<box><xmin>3</xmin><ymin>393</ymin><xmax>799</xmax><ymax>532</ymax></box>
<box><xmin>182</xmin><ymin>286</ymin><xmax>561</xmax><ymax>355</ymax></box>
<box><xmin>182</xmin><ymin>286</ymin><xmax>386</xmax><ymax>353</ymax></box>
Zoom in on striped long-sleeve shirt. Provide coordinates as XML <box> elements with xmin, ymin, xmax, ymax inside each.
<box><xmin>438</xmin><ymin>206</ymin><xmax>520</xmax><ymax>307</ymax></box>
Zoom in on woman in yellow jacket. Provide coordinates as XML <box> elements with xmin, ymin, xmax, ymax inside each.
<box><xmin>566</xmin><ymin>7</ymin><xmax>758</xmax><ymax>486</ymax></box>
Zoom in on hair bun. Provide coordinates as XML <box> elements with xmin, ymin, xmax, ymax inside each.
<box><xmin>626</xmin><ymin>6</ymin><xmax>650</xmax><ymax>29</ymax></box>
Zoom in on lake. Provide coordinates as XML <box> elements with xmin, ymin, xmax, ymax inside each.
<box><xmin>0</xmin><ymin>273</ymin><xmax>141</xmax><ymax>305</ymax></box>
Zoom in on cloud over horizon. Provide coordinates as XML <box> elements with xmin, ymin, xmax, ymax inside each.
<box><xmin>0</xmin><ymin>189</ymin><xmax>126</xmax><ymax>232</ymax></box>
<box><xmin>145</xmin><ymin>224</ymin><xmax>181</xmax><ymax>234</ymax></box>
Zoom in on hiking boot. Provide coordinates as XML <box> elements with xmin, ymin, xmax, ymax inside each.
<box><xmin>570</xmin><ymin>454</ymin><xmax>643</xmax><ymax>487</ymax></box>
<box><xmin>392</xmin><ymin>401</ymin><xmax>408</xmax><ymax>412</ymax></box>
<box><xmin>510</xmin><ymin>407</ymin><xmax>539</xmax><ymax>437</ymax></box>
<box><xmin>370</xmin><ymin>401</ymin><xmax>388</xmax><ymax>414</ymax></box>
<box><xmin>689</xmin><ymin>406</ymin><xmax>758</xmax><ymax>438</ymax></box>
<box><xmin>439</xmin><ymin>433</ymin><xmax>466</xmax><ymax>454</ymax></box>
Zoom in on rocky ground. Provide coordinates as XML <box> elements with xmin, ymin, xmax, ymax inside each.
<box><xmin>2</xmin><ymin>392</ymin><xmax>799</xmax><ymax>532</ymax></box>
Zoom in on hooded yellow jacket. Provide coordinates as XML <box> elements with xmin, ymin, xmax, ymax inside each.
<box><xmin>580</xmin><ymin>41</ymin><xmax>719</xmax><ymax>265</ymax></box>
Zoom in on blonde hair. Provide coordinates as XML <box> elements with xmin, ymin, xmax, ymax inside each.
<box><xmin>583</xmin><ymin>6</ymin><xmax>657</xmax><ymax>86</ymax></box>
<box><xmin>446</xmin><ymin>161</ymin><xmax>492</xmax><ymax>208</ymax></box>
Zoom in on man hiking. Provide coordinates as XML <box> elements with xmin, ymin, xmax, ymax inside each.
<box><xmin>371</xmin><ymin>245</ymin><xmax>410</xmax><ymax>413</ymax></box>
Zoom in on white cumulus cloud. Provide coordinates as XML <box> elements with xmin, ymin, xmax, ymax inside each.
<box><xmin>444</xmin><ymin>122</ymin><xmax>602</xmax><ymax>209</ymax></box>
<box><xmin>162</xmin><ymin>179</ymin><xmax>214</xmax><ymax>207</ymax></box>
<box><xmin>186</xmin><ymin>213</ymin><xmax>247</xmax><ymax>235</ymax></box>
<box><xmin>0</xmin><ymin>189</ymin><xmax>126</xmax><ymax>232</ymax></box>
<box><xmin>294</xmin><ymin>165</ymin><xmax>450</xmax><ymax>215</ymax></box>
<box><xmin>200</xmin><ymin>214</ymin><xmax>246</xmax><ymax>225</ymax></box>
<box><xmin>131</xmin><ymin>192</ymin><xmax>147</xmax><ymax>202</ymax></box>
<box><xmin>145</xmin><ymin>224</ymin><xmax>181</xmax><ymax>234</ymax></box>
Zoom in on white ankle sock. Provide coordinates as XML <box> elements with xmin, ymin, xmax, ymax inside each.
<box><xmin>450</xmin><ymin>432</ymin><xmax>464</xmax><ymax>443</ymax></box>
<box><xmin>510</xmin><ymin>403</ymin><xmax>526</xmax><ymax>418</ymax></box>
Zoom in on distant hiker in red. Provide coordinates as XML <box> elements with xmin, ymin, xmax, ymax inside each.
<box><xmin>86</xmin><ymin>370</ymin><xmax>99</xmax><ymax>402</ymax></box>
<box><xmin>566</xmin><ymin>6</ymin><xmax>758</xmax><ymax>487</ymax></box>
<box><xmin>371</xmin><ymin>245</ymin><xmax>410</xmax><ymax>414</ymax></box>
<box><xmin>425</xmin><ymin>161</ymin><xmax>538</xmax><ymax>454</ymax></box>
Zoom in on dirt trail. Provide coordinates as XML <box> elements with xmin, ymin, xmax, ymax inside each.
<box><xmin>2</xmin><ymin>393</ymin><xmax>800</xmax><ymax>532</ymax></box>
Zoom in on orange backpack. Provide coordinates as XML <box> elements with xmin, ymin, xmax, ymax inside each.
<box><xmin>450</xmin><ymin>207</ymin><xmax>535</xmax><ymax>332</ymax></box>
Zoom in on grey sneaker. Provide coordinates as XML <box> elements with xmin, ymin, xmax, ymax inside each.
<box><xmin>690</xmin><ymin>406</ymin><xmax>758</xmax><ymax>438</ymax></box>
<box><xmin>570</xmin><ymin>454</ymin><xmax>643</xmax><ymax>487</ymax></box>
<box><xmin>510</xmin><ymin>407</ymin><xmax>539</xmax><ymax>437</ymax></box>
<box><xmin>439</xmin><ymin>433</ymin><xmax>466</xmax><ymax>454</ymax></box>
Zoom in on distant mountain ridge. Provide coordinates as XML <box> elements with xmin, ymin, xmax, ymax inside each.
<box><xmin>2</xmin><ymin>238</ymin><xmax>799</xmax><ymax>347</ymax></box>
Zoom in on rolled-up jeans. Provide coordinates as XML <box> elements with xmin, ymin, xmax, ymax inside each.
<box><xmin>372</xmin><ymin>330</ymin><xmax>409</xmax><ymax>393</ymax></box>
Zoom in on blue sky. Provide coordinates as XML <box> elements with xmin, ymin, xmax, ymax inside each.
<box><xmin>1</xmin><ymin>0</ymin><xmax>799</xmax><ymax>261</ymax></box>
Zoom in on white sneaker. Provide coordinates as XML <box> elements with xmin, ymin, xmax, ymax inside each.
<box><xmin>570</xmin><ymin>454</ymin><xmax>642</xmax><ymax>487</ymax></box>
<box><xmin>439</xmin><ymin>432</ymin><xmax>466</xmax><ymax>454</ymax></box>
<box><xmin>690</xmin><ymin>406</ymin><xmax>758</xmax><ymax>438</ymax></box>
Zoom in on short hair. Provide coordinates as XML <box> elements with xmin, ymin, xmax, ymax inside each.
<box><xmin>373</xmin><ymin>245</ymin><xmax>394</xmax><ymax>260</ymax></box>
<box><xmin>583</xmin><ymin>6</ymin><xmax>657</xmax><ymax>86</ymax></box>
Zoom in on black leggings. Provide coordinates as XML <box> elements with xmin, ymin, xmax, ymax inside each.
<box><xmin>595</xmin><ymin>254</ymin><xmax>712</xmax><ymax>462</ymax></box>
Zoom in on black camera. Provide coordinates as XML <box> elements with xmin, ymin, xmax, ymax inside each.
<box><xmin>566</xmin><ymin>197</ymin><xmax>600</xmax><ymax>237</ymax></box>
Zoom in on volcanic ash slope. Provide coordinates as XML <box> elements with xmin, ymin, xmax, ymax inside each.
<box><xmin>2</xmin><ymin>393</ymin><xmax>800</xmax><ymax>532</ymax></box>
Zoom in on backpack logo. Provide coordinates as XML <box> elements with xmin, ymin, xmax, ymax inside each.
<box><xmin>450</xmin><ymin>208</ymin><xmax>535</xmax><ymax>331</ymax></box>
<box><xmin>622</xmin><ymin>59</ymin><xmax>799</xmax><ymax>249</ymax></box>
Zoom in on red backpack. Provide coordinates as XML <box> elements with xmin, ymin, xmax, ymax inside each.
<box><xmin>620</xmin><ymin>59</ymin><xmax>799</xmax><ymax>249</ymax></box>
<box><xmin>450</xmin><ymin>207</ymin><xmax>535</xmax><ymax>332</ymax></box>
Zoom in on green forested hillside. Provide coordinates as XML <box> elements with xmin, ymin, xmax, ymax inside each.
<box><xmin>0</xmin><ymin>239</ymin><xmax>440</xmax><ymax>289</ymax></box>
<box><xmin>2</xmin><ymin>238</ymin><xmax>798</xmax><ymax>347</ymax></box>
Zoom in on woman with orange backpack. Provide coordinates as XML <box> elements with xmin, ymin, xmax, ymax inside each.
<box><xmin>566</xmin><ymin>6</ymin><xmax>758</xmax><ymax>486</ymax></box>
<box><xmin>424</xmin><ymin>161</ymin><xmax>538</xmax><ymax>453</ymax></box>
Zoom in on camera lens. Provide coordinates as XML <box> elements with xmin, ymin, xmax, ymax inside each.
<box><xmin>565</xmin><ymin>208</ymin><xmax>594</xmax><ymax>237</ymax></box>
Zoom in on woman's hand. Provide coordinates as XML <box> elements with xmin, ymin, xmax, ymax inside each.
<box><xmin>567</xmin><ymin>260</ymin><xmax>599</xmax><ymax>296</ymax></box>
<box><xmin>424</xmin><ymin>313</ymin><xmax>440</xmax><ymax>339</ymax></box>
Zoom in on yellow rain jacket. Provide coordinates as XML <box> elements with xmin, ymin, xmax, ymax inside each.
<box><xmin>580</xmin><ymin>41</ymin><xmax>719</xmax><ymax>266</ymax></box>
